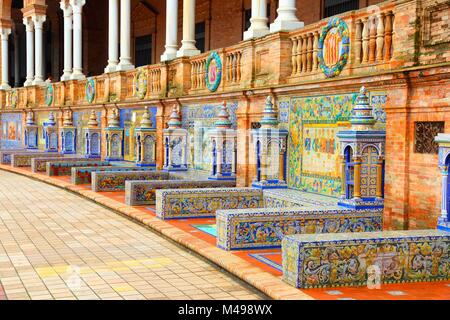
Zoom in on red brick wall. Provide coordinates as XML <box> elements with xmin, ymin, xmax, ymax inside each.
<box><xmin>384</xmin><ymin>67</ymin><xmax>450</xmax><ymax>230</ymax></box>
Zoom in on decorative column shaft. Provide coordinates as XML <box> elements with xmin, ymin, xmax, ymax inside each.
<box><xmin>243</xmin><ymin>0</ymin><xmax>269</xmax><ymax>40</ymax></box>
<box><xmin>441</xmin><ymin>169</ymin><xmax>448</xmax><ymax>220</ymax></box>
<box><xmin>340</xmin><ymin>155</ymin><xmax>346</xmax><ymax>197</ymax></box>
<box><xmin>23</xmin><ymin>17</ymin><xmax>34</xmax><ymax>87</ymax></box>
<box><xmin>60</xmin><ymin>1</ymin><xmax>73</xmax><ymax>81</ymax></box>
<box><xmin>105</xmin><ymin>0</ymin><xmax>119</xmax><ymax>72</ymax></box>
<box><xmin>278</xmin><ymin>152</ymin><xmax>285</xmax><ymax>182</ymax></box>
<box><xmin>117</xmin><ymin>0</ymin><xmax>134</xmax><ymax>71</ymax></box>
<box><xmin>376</xmin><ymin>159</ymin><xmax>384</xmax><ymax>198</ymax></box>
<box><xmin>32</xmin><ymin>15</ymin><xmax>46</xmax><ymax>85</ymax></box>
<box><xmin>353</xmin><ymin>157</ymin><xmax>362</xmax><ymax>199</ymax></box>
<box><xmin>70</xmin><ymin>0</ymin><xmax>85</xmax><ymax>80</ymax></box>
<box><xmin>270</xmin><ymin>0</ymin><xmax>303</xmax><ymax>32</ymax></box>
<box><xmin>0</xmin><ymin>28</ymin><xmax>11</xmax><ymax>90</ymax></box>
<box><xmin>161</xmin><ymin>0</ymin><xmax>179</xmax><ymax>61</ymax></box>
<box><xmin>176</xmin><ymin>0</ymin><xmax>200</xmax><ymax>57</ymax></box>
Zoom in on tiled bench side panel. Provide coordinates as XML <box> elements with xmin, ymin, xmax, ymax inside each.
<box><xmin>216</xmin><ymin>208</ymin><xmax>383</xmax><ymax>250</ymax></box>
<box><xmin>155</xmin><ymin>188</ymin><xmax>263</xmax><ymax>219</ymax></box>
<box><xmin>46</xmin><ymin>161</ymin><xmax>110</xmax><ymax>176</ymax></box>
<box><xmin>91</xmin><ymin>171</ymin><xmax>171</xmax><ymax>192</ymax></box>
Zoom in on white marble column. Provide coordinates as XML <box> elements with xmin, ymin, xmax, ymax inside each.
<box><xmin>13</xmin><ymin>27</ymin><xmax>20</xmax><ymax>87</ymax></box>
<box><xmin>161</xmin><ymin>0</ymin><xmax>178</xmax><ymax>61</ymax></box>
<box><xmin>0</xmin><ymin>27</ymin><xmax>11</xmax><ymax>90</ymax></box>
<box><xmin>70</xmin><ymin>0</ymin><xmax>85</xmax><ymax>80</ymax></box>
<box><xmin>176</xmin><ymin>0</ymin><xmax>200</xmax><ymax>58</ymax></box>
<box><xmin>243</xmin><ymin>0</ymin><xmax>269</xmax><ymax>40</ymax></box>
<box><xmin>23</xmin><ymin>17</ymin><xmax>34</xmax><ymax>87</ymax></box>
<box><xmin>270</xmin><ymin>0</ymin><xmax>304</xmax><ymax>32</ymax></box>
<box><xmin>105</xmin><ymin>0</ymin><xmax>119</xmax><ymax>73</ymax></box>
<box><xmin>60</xmin><ymin>1</ymin><xmax>73</xmax><ymax>81</ymax></box>
<box><xmin>117</xmin><ymin>0</ymin><xmax>134</xmax><ymax>71</ymax></box>
<box><xmin>32</xmin><ymin>15</ymin><xmax>46</xmax><ymax>86</ymax></box>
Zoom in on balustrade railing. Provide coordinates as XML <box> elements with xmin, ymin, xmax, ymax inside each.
<box><xmin>0</xmin><ymin>0</ymin><xmax>412</xmax><ymax>111</ymax></box>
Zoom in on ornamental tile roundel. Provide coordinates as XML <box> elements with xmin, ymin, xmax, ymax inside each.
<box><xmin>44</xmin><ymin>83</ymin><xmax>54</xmax><ymax>106</ymax></box>
<box><xmin>205</xmin><ymin>51</ymin><xmax>222</xmax><ymax>92</ymax></box>
<box><xmin>85</xmin><ymin>78</ymin><xmax>96</xmax><ymax>104</ymax></box>
<box><xmin>134</xmin><ymin>68</ymin><xmax>148</xmax><ymax>100</ymax></box>
<box><xmin>318</xmin><ymin>17</ymin><xmax>350</xmax><ymax>78</ymax></box>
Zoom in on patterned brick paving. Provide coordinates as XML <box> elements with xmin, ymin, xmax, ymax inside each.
<box><xmin>0</xmin><ymin>170</ymin><xmax>264</xmax><ymax>300</ymax></box>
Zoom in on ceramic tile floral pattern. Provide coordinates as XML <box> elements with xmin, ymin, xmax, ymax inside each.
<box><xmin>46</xmin><ymin>161</ymin><xmax>109</xmax><ymax>176</ymax></box>
<box><xmin>11</xmin><ymin>153</ymin><xmax>61</xmax><ymax>168</ymax></box>
<box><xmin>216</xmin><ymin>208</ymin><xmax>382</xmax><ymax>250</ymax></box>
<box><xmin>126</xmin><ymin>179</ymin><xmax>236</xmax><ymax>206</ymax></box>
<box><xmin>155</xmin><ymin>188</ymin><xmax>263</xmax><ymax>219</ymax></box>
<box><xmin>92</xmin><ymin>171</ymin><xmax>170</xmax><ymax>192</ymax></box>
<box><xmin>71</xmin><ymin>166</ymin><xmax>154</xmax><ymax>185</ymax></box>
<box><xmin>282</xmin><ymin>230</ymin><xmax>450</xmax><ymax>288</ymax></box>
<box><xmin>31</xmin><ymin>157</ymin><xmax>86</xmax><ymax>172</ymax></box>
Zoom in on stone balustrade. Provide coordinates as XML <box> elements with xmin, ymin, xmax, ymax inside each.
<box><xmin>282</xmin><ymin>230</ymin><xmax>450</xmax><ymax>288</ymax></box>
<box><xmin>0</xmin><ymin>0</ymin><xmax>422</xmax><ymax>111</ymax></box>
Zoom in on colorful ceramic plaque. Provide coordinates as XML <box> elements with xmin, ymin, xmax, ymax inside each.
<box><xmin>85</xmin><ymin>78</ymin><xmax>96</xmax><ymax>104</ymax></box>
<box><xmin>318</xmin><ymin>17</ymin><xmax>350</xmax><ymax>78</ymax></box>
<box><xmin>134</xmin><ymin>68</ymin><xmax>148</xmax><ymax>100</ymax></box>
<box><xmin>44</xmin><ymin>83</ymin><xmax>54</xmax><ymax>106</ymax></box>
<box><xmin>205</xmin><ymin>51</ymin><xmax>222</xmax><ymax>92</ymax></box>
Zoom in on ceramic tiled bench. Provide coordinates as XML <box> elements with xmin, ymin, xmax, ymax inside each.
<box><xmin>155</xmin><ymin>188</ymin><xmax>263</xmax><ymax>219</ymax></box>
<box><xmin>46</xmin><ymin>160</ymin><xmax>110</xmax><ymax>176</ymax></box>
<box><xmin>91</xmin><ymin>170</ymin><xmax>173</xmax><ymax>192</ymax></box>
<box><xmin>216</xmin><ymin>206</ymin><xmax>383</xmax><ymax>250</ymax></box>
<box><xmin>32</xmin><ymin>156</ymin><xmax>96</xmax><ymax>173</ymax></box>
<box><xmin>282</xmin><ymin>230</ymin><xmax>450</xmax><ymax>289</ymax></box>
<box><xmin>0</xmin><ymin>149</ymin><xmax>29</xmax><ymax>164</ymax></box>
<box><xmin>71</xmin><ymin>166</ymin><xmax>154</xmax><ymax>185</ymax></box>
<box><xmin>11</xmin><ymin>152</ymin><xmax>61</xmax><ymax>167</ymax></box>
<box><xmin>125</xmin><ymin>179</ymin><xmax>236</xmax><ymax>206</ymax></box>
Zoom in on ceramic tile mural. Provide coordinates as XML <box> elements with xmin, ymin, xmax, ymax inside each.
<box><xmin>35</xmin><ymin>111</ymin><xmax>51</xmax><ymax>150</ymax></box>
<box><xmin>119</xmin><ymin>107</ymin><xmax>157</xmax><ymax>161</ymax></box>
<box><xmin>73</xmin><ymin>110</ymin><xmax>102</xmax><ymax>155</ymax></box>
<box><xmin>216</xmin><ymin>207</ymin><xmax>383</xmax><ymax>250</ymax></box>
<box><xmin>181</xmin><ymin>102</ymin><xmax>238</xmax><ymax>172</ymax></box>
<box><xmin>47</xmin><ymin>161</ymin><xmax>109</xmax><ymax>176</ymax></box>
<box><xmin>282</xmin><ymin>230</ymin><xmax>450</xmax><ymax>288</ymax></box>
<box><xmin>91</xmin><ymin>170</ymin><xmax>170</xmax><ymax>192</ymax></box>
<box><xmin>1</xmin><ymin>113</ymin><xmax>23</xmax><ymax>149</ymax></box>
<box><xmin>286</xmin><ymin>92</ymin><xmax>386</xmax><ymax>196</ymax></box>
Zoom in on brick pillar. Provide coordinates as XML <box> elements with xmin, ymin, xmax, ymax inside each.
<box><xmin>155</xmin><ymin>102</ymin><xmax>165</xmax><ymax>170</ymax></box>
<box><xmin>383</xmin><ymin>85</ymin><xmax>410</xmax><ymax>230</ymax></box>
<box><xmin>236</xmin><ymin>94</ymin><xmax>251</xmax><ymax>187</ymax></box>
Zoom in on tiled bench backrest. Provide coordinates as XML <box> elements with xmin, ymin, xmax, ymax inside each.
<box><xmin>71</xmin><ymin>166</ymin><xmax>154</xmax><ymax>185</ymax></box>
<box><xmin>216</xmin><ymin>207</ymin><xmax>383</xmax><ymax>250</ymax></box>
<box><xmin>11</xmin><ymin>153</ymin><xmax>61</xmax><ymax>167</ymax></box>
<box><xmin>32</xmin><ymin>157</ymin><xmax>92</xmax><ymax>173</ymax></box>
<box><xmin>0</xmin><ymin>149</ymin><xmax>28</xmax><ymax>164</ymax></box>
<box><xmin>91</xmin><ymin>170</ymin><xmax>171</xmax><ymax>192</ymax></box>
<box><xmin>282</xmin><ymin>230</ymin><xmax>450</xmax><ymax>288</ymax></box>
<box><xmin>155</xmin><ymin>188</ymin><xmax>263</xmax><ymax>219</ymax></box>
<box><xmin>125</xmin><ymin>179</ymin><xmax>236</xmax><ymax>206</ymax></box>
<box><xmin>46</xmin><ymin>161</ymin><xmax>110</xmax><ymax>176</ymax></box>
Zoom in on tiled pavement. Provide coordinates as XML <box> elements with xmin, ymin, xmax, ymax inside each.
<box><xmin>0</xmin><ymin>171</ymin><xmax>264</xmax><ymax>300</ymax></box>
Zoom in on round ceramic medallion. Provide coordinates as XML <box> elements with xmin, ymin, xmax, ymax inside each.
<box><xmin>318</xmin><ymin>17</ymin><xmax>350</xmax><ymax>78</ymax></box>
<box><xmin>44</xmin><ymin>83</ymin><xmax>54</xmax><ymax>106</ymax></box>
<box><xmin>205</xmin><ymin>51</ymin><xmax>222</xmax><ymax>92</ymax></box>
<box><xmin>134</xmin><ymin>68</ymin><xmax>148</xmax><ymax>100</ymax></box>
<box><xmin>85</xmin><ymin>78</ymin><xmax>96</xmax><ymax>104</ymax></box>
